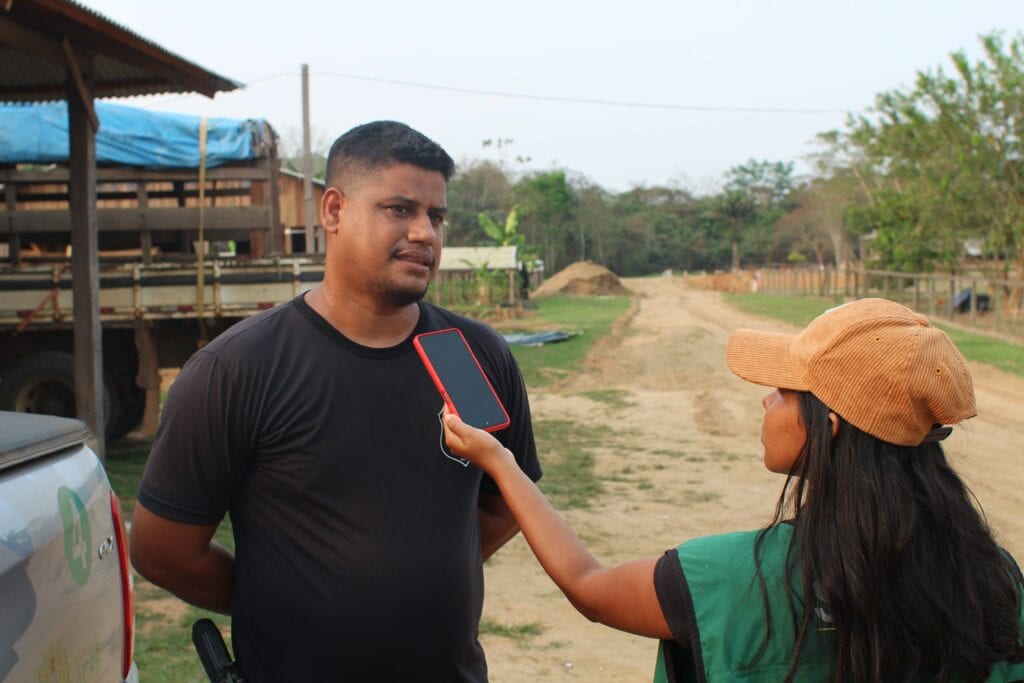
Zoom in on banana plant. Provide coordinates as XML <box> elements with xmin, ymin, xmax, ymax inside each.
<box><xmin>478</xmin><ymin>207</ymin><xmax>524</xmax><ymax>248</ymax></box>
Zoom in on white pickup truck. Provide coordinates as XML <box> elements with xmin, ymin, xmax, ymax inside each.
<box><xmin>0</xmin><ymin>410</ymin><xmax>137</xmax><ymax>682</ymax></box>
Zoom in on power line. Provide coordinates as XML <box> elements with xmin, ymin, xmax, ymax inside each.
<box><xmin>314</xmin><ymin>70</ymin><xmax>853</xmax><ymax>115</ymax></box>
<box><xmin>135</xmin><ymin>69</ymin><xmax>856</xmax><ymax>116</ymax></box>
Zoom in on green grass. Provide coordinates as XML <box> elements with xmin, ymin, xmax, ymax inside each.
<box><xmin>723</xmin><ymin>292</ymin><xmax>833</xmax><ymax>327</ymax></box>
<box><xmin>724</xmin><ymin>292</ymin><xmax>1024</xmax><ymax>376</ymax></box>
<box><xmin>478</xmin><ymin>617</ymin><xmax>545</xmax><ymax>645</ymax></box>
<box><xmin>504</xmin><ymin>294</ymin><xmax>630</xmax><ymax>388</ymax></box>
<box><xmin>932</xmin><ymin>323</ymin><xmax>1024</xmax><ymax>376</ymax></box>
<box><xmin>131</xmin><ymin>601</ymin><xmax>233</xmax><ymax>683</ymax></box>
<box><xmin>578</xmin><ymin>388</ymin><xmax>634</xmax><ymax>410</ymax></box>
<box><xmin>532</xmin><ymin>419</ymin><xmax>610</xmax><ymax>509</ymax></box>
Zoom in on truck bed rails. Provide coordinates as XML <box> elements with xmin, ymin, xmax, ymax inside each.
<box><xmin>0</xmin><ymin>257</ymin><xmax>325</xmax><ymax>328</ymax></box>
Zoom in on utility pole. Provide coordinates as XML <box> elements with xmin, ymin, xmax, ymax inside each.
<box><xmin>301</xmin><ymin>63</ymin><xmax>316</xmax><ymax>253</ymax></box>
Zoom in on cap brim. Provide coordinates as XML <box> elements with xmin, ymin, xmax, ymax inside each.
<box><xmin>726</xmin><ymin>329</ymin><xmax>809</xmax><ymax>391</ymax></box>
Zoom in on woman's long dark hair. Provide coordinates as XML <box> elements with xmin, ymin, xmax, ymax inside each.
<box><xmin>754</xmin><ymin>391</ymin><xmax>1022</xmax><ymax>682</ymax></box>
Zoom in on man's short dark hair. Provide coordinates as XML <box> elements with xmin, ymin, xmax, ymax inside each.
<box><xmin>325</xmin><ymin>121</ymin><xmax>455</xmax><ymax>188</ymax></box>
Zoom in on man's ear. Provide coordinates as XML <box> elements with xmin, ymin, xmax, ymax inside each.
<box><xmin>828</xmin><ymin>412</ymin><xmax>840</xmax><ymax>438</ymax></box>
<box><xmin>321</xmin><ymin>187</ymin><xmax>344</xmax><ymax>234</ymax></box>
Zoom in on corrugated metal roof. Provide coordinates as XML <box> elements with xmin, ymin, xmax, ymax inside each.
<box><xmin>1</xmin><ymin>0</ymin><xmax>239</xmax><ymax>104</ymax></box>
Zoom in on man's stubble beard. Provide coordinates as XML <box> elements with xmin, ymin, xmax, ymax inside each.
<box><xmin>370</xmin><ymin>273</ymin><xmax>433</xmax><ymax>307</ymax></box>
<box><xmin>384</xmin><ymin>284</ymin><xmax>430</xmax><ymax>307</ymax></box>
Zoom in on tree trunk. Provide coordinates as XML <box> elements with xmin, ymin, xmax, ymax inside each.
<box><xmin>731</xmin><ymin>240</ymin><xmax>740</xmax><ymax>272</ymax></box>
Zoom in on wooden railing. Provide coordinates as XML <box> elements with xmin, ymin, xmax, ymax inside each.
<box><xmin>754</xmin><ymin>267</ymin><xmax>1024</xmax><ymax>341</ymax></box>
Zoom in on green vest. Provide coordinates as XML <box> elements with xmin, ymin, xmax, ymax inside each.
<box><xmin>652</xmin><ymin>526</ymin><xmax>1024</xmax><ymax>682</ymax></box>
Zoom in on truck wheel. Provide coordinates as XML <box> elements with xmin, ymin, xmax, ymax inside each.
<box><xmin>109</xmin><ymin>376</ymin><xmax>145</xmax><ymax>440</ymax></box>
<box><xmin>0</xmin><ymin>351</ymin><xmax>115</xmax><ymax>437</ymax></box>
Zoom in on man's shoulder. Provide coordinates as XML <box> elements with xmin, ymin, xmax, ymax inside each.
<box><xmin>204</xmin><ymin>297</ymin><xmax>302</xmax><ymax>354</ymax></box>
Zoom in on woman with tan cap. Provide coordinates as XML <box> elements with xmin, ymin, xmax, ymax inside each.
<box><xmin>442</xmin><ymin>298</ymin><xmax>1024</xmax><ymax>682</ymax></box>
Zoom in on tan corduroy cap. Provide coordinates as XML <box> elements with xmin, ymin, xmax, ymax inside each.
<box><xmin>726</xmin><ymin>298</ymin><xmax>976</xmax><ymax>446</ymax></box>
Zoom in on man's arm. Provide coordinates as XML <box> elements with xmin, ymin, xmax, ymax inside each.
<box><xmin>478</xmin><ymin>492</ymin><xmax>520</xmax><ymax>561</ymax></box>
<box><xmin>130</xmin><ymin>503</ymin><xmax>235</xmax><ymax>615</ymax></box>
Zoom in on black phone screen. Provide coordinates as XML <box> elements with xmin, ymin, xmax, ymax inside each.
<box><xmin>414</xmin><ymin>329</ymin><xmax>510</xmax><ymax>432</ymax></box>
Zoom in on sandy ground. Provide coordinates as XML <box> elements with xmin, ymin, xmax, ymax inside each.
<box><xmin>479</xmin><ymin>274</ymin><xmax>1024</xmax><ymax>682</ymax></box>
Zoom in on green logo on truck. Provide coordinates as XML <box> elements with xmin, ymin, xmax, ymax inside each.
<box><xmin>57</xmin><ymin>486</ymin><xmax>91</xmax><ymax>585</ymax></box>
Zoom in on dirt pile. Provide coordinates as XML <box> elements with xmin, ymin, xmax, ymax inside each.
<box><xmin>532</xmin><ymin>260</ymin><xmax>630</xmax><ymax>297</ymax></box>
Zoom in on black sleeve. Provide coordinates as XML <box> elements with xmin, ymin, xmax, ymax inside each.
<box><xmin>654</xmin><ymin>549</ymin><xmax>694</xmax><ymax>647</ymax></box>
<box><xmin>136</xmin><ymin>350</ymin><xmax>252</xmax><ymax>524</ymax></box>
<box><xmin>655</xmin><ymin>549</ymin><xmax>708</xmax><ymax>682</ymax></box>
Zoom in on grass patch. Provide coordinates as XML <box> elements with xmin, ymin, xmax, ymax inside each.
<box><xmin>578</xmin><ymin>388</ymin><xmax>634</xmax><ymax>410</ymax></box>
<box><xmin>648</xmin><ymin>448</ymin><xmax>686</xmax><ymax>458</ymax></box>
<box><xmin>933</xmin><ymin>323</ymin><xmax>1024</xmax><ymax>376</ymax></box>
<box><xmin>723</xmin><ymin>292</ymin><xmax>833</xmax><ymax>327</ymax></box>
<box><xmin>653</xmin><ymin>489</ymin><xmax>722</xmax><ymax>506</ymax></box>
<box><xmin>505</xmin><ymin>294</ymin><xmax>630</xmax><ymax>388</ymax></box>
<box><xmin>479</xmin><ymin>617</ymin><xmax>545</xmax><ymax>645</ymax></box>
<box><xmin>533</xmin><ymin>419</ymin><xmax>610</xmax><ymax>509</ymax></box>
<box><xmin>724</xmin><ymin>292</ymin><xmax>1023</xmax><ymax>376</ymax></box>
<box><xmin>709</xmin><ymin>448</ymin><xmax>743</xmax><ymax>462</ymax></box>
<box><xmin>130</xmin><ymin>602</ymin><xmax>232</xmax><ymax>682</ymax></box>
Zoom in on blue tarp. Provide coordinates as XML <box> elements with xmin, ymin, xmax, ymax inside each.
<box><xmin>502</xmin><ymin>331</ymin><xmax>573</xmax><ymax>346</ymax></box>
<box><xmin>0</xmin><ymin>101</ymin><xmax>267</xmax><ymax>168</ymax></box>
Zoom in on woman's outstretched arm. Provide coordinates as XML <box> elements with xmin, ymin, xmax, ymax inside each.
<box><xmin>444</xmin><ymin>411</ymin><xmax>675</xmax><ymax>640</ymax></box>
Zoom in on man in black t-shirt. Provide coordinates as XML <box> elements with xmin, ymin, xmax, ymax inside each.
<box><xmin>129</xmin><ymin>121</ymin><xmax>541</xmax><ymax>682</ymax></box>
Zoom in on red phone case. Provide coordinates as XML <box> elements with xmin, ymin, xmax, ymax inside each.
<box><xmin>413</xmin><ymin>328</ymin><xmax>511</xmax><ymax>433</ymax></box>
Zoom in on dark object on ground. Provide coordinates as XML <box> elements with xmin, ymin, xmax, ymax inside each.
<box><xmin>502</xmin><ymin>331</ymin><xmax>574</xmax><ymax>346</ymax></box>
<box><xmin>951</xmin><ymin>288</ymin><xmax>991</xmax><ymax>313</ymax></box>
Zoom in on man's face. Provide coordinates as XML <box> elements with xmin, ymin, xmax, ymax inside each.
<box><xmin>328</xmin><ymin>163</ymin><xmax>447</xmax><ymax>307</ymax></box>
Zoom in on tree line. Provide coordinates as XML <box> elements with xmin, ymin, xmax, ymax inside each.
<box><xmin>285</xmin><ymin>31</ymin><xmax>1024</xmax><ymax>281</ymax></box>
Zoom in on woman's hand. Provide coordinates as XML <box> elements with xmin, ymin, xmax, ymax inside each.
<box><xmin>442</xmin><ymin>407</ymin><xmax>514</xmax><ymax>474</ymax></box>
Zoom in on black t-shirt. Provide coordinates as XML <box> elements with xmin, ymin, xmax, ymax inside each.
<box><xmin>138</xmin><ymin>295</ymin><xmax>541</xmax><ymax>682</ymax></box>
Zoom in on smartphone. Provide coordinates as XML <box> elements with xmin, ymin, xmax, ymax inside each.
<box><xmin>413</xmin><ymin>328</ymin><xmax>511</xmax><ymax>432</ymax></box>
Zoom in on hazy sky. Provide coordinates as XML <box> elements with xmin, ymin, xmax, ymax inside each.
<box><xmin>82</xmin><ymin>0</ymin><xmax>1024</xmax><ymax>193</ymax></box>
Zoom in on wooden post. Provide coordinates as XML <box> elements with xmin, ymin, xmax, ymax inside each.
<box><xmin>969</xmin><ymin>278</ymin><xmax>977</xmax><ymax>325</ymax></box>
<box><xmin>301</xmin><ymin>64</ymin><xmax>316</xmax><ymax>254</ymax></box>
<box><xmin>267</xmin><ymin>126</ymin><xmax>284</xmax><ymax>256</ymax></box>
<box><xmin>173</xmin><ymin>180</ymin><xmax>189</xmax><ymax>253</ymax></box>
<box><xmin>137</xmin><ymin>182</ymin><xmax>152</xmax><ymax>264</ymax></box>
<box><xmin>66</xmin><ymin>48</ymin><xmax>105</xmax><ymax>458</ymax></box>
<box><xmin>928</xmin><ymin>275</ymin><xmax>936</xmax><ymax>317</ymax></box>
<box><xmin>133</xmin><ymin>321</ymin><xmax>160</xmax><ymax>437</ymax></box>
<box><xmin>949</xmin><ymin>276</ymin><xmax>956</xmax><ymax>320</ymax></box>
<box><xmin>4</xmin><ymin>183</ymin><xmax>18</xmax><ymax>266</ymax></box>
<box><xmin>993</xmin><ymin>281</ymin><xmax>1002</xmax><ymax>334</ymax></box>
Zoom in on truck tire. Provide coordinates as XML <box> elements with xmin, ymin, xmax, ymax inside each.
<box><xmin>0</xmin><ymin>351</ymin><xmax>116</xmax><ymax>438</ymax></box>
<box><xmin>109</xmin><ymin>376</ymin><xmax>145</xmax><ymax>439</ymax></box>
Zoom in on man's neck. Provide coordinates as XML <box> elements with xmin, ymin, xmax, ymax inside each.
<box><xmin>304</xmin><ymin>284</ymin><xmax>421</xmax><ymax>349</ymax></box>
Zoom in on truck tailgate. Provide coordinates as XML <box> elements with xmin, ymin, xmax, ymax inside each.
<box><xmin>1</xmin><ymin>412</ymin><xmax>132</xmax><ymax>682</ymax></box>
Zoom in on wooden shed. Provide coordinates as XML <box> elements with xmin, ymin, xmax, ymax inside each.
<box><xmin>278</xmin><ymin>168</ymin><xmax>325</xmax><ymax>254</ymax></box>
<box><xmin>1</xmin><ymin>0</ymin><xmax>238</xmax><ymax>455</ymax></box>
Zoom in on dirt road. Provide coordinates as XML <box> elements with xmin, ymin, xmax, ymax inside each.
<box><xmin>481</xmin><ymin>274</ymin><xmax>1024</xmax><ymax>682</ymax></box>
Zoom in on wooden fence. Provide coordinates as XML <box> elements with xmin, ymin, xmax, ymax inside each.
<box><xmin>755</xmin><ymin>267</ymin><xmax>1024</xmax><ymax>341</ymax></box>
